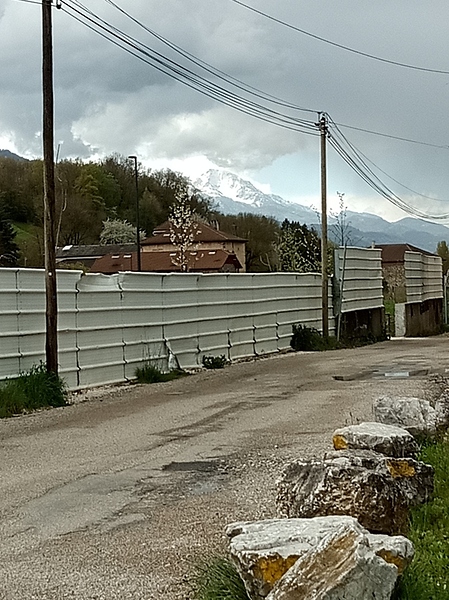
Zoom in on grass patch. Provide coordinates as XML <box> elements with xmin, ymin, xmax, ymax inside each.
<box><xmin>393</xmin><ymin>437</ymin><xmax>449</xmax><ymax>599</ymax></box>
<box><xmin>0</xmin><ymin>363</ymin><xmax>67</xmax><ymax>418</ymax></box>
<box><xmin>191</xmin><ymin>557</ymin><xmax>249</xmax><ymax>600</ymax></box>
<box><xmin>134</xmin><ymin>363</ymin><xmax>186</xmax><ymax>384</ymax></box>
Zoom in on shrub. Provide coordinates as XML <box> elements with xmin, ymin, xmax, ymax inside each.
<box><xmin>0</xmin><ymin>363</ymin><xmax>67</xmax><ymax>418</ymax></box>
<box><xmin>134</xmin><ymin>363</ymin><xmax>186</xmax><ymax>384</ymax></box>
<box><xmin>290</xmin><ymin>324</ymin><xmax>336</xmax><ymax>351</ymax></box>
<box><xmin>191</xmin><ymin>557</ymin><xmax>249</xmax><ymax>600</ymax></box>
<box><xmin>202</xmin><ymin>355</ymin><xmax>228</xmax><ymax>369</ymax></box>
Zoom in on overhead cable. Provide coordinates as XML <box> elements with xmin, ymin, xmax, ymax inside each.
<box><xmin>228</xmin><ymin>0</ymin><xmax>449</xmax><ymax>75</ymax></box>
<box><xmin>58</xmin><ymin>0</ymin><xmax>449</xmax><ymax>220</ymax></box>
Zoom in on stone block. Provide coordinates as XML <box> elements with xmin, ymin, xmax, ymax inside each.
<box><xmin>227</xmin><ymin>516</ymin><xmax>413</xmax><ymax>600</ymax></box>
<box><xmin>332</xmin><ymin>421</ymin><xmax>419</xmax><ymax>457</ymax></box>
<box><xmin>275</xmin><ymin>450</ymin><xmax>434</xmax><ymax>535</ymax></box>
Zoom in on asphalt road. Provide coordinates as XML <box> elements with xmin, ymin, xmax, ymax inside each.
<box><xmin>1</xmin><ymin>336</ymin><xmax>448</xmax><ymax>599</ymax></box>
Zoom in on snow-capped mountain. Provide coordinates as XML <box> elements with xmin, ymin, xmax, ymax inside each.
<box><xmin>194</xmin><ymin>169</ymin><xmax>449</xmax><ymax>253</ymax></box>
<box><xmin>195</xmin><ymin>169</ymin><xmax>317</xmax><ymax>224</ymax></box>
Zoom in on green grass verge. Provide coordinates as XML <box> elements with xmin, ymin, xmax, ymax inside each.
<box><xmin>191</xmin><ymin>557</ymin><xmax>249</xmax><ymax>600</ymax></box>
<box><xmin>0</xmin><ymin>363</ymin><xmax>68</xmax><ymax>418</ymax></box>
<box><xmin>394</xmin><ymin>437</ymin><xmax>449</xmax><ymax>599</ymax></box>
<box><xmin>134</xmin><ymin>363</ymin><xmax>187</xmax><ymax>384</ymax></box>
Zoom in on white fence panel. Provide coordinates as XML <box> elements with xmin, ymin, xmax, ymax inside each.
<box><xmin>405</xmin><ymin>252</ymin><xmax>443</xmax><ymax>303</ymax></box>
<box><xmin>16</xmin><ymin>269</ymin><xmax>46</xmax><ymax>373</ymax></box>
<box><xmin>0</xmin><ymin>269</ymin><xmax>20</xmax><ymax>379</ymax></box>
<box><xmin>197</xmin><ymin>274</ymin><xmax>231</xmax><ymax>362</ymax></box>
<box><xmin>404</xmin><ymin>252</ymin><xmax>424</xmax><ymax>303</ymax></box>
<box><xmin>76</xmin><ymin>273</ymin><xmax>124</xmax><ymax>387</ymax></box>
<box><xmin>56</xmin><ymin>270</ymin><xmax>82</xmax><ymax>389</ymax></box>
<box><xmin>335</xmin><ymin>247</ymin><xmax>383</xmax><ymax>313</ymax></box>
<box><xmin>161</xmin><ymin>274</ymin><xmax>200</xmax><ymax>368</ymax></box>
<box><xmin>119</xmin><ymin>272</ymin><xmax>168</xmax><ymax>380</ymax></box>
<box><xmin>422</xmin><ymin>255</ymin><xmax>443</xmax><ymax>301</ymax></box>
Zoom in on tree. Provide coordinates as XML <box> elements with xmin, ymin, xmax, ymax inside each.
<box><xmin>214</xmin><ymin>213</ymin><xmax>280</xmax><ymax>271</ymax></box>
<box><xmin>436</xmin><ymin>240</ymin><xmax>449</xmax><ymax>275</ymax></box>
<box><xmin>0</xmin><ymin>206</ymin><xmax>20</xmax><ymax>266</ymax></box>
<box><xmin>276</xmin><ymin>220</ymin><xmax>321</xmax><ymax>273</ymax></box>
<box><xmin>99</xmin><ymin>218</ymin><xmax>146</xmax><ymax>245</ymax></box>
<box><xmin>168</xmin><ymin>192</ymin><xmax>201</xmax><ymax>272</ymax></box>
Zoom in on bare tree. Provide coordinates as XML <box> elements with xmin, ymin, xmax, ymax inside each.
<box><xmin>330</xmin><ymin>192</ymin><xmax>352</xmax><ymax>247</ymax></box>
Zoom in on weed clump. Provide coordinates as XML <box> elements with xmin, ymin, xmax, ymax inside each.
<box><xmin>0</xmin><ymin>363</ymin><xmax>67</xmax><ymax>418</ymax></box>
<box><xmin>202</xmin><ymin>355</ymin><xmax>229</xmax><ymax>369</ymax></box>
<box><xmin>134</xmin><ymin>363</ymin><xmax>186</xmax><ymax>384</ymax></box>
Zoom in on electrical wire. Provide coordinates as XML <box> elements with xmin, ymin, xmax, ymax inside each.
<box><xmin>334</xmin><ymin>122</ymin><xmax>449</xmax><ymax>151</ymax></box>
<box><xmin>326</xmin><ymin>116</ymin><xmax>449</xmax><ymax>219</ymax></box>
<box><xmin>28</xmin><ymin>0</ymin><xmax>449</xmax><ymax>220</ymax></box>
<box><xmin>60</xmin><ymin>0</ymin><xmax>319</xmax><ymax>136</ymax></box>
<box><xmin>102</xmin><ymin>0</ymin><xmax>318</xmax><ymax>117</ymax></box>
<box><xmin>228</xmin><ymin>0</ymin><xmax>449</xmax><ymax>76</ymax></box>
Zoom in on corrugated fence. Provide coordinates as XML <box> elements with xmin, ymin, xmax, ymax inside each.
<box><xmin>334</xmin><ymin>247</ymin><xmax>384</xmax><ymax>313</ymax></box>
<box><xmin>0</xmin><ymin>268</ymin><xmax>333</xmax><ymax>389</ymax></box>
<box><xmin>404</xmin><ymin>251</ymin><xmax>443</xmax><ymax>303</ymax></box>
<box><xmin>2</xmin><ymin>247</ymin><xmax>440</xmax><ymax>389</ymax></box>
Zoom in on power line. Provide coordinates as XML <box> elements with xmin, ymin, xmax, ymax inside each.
<box><xmin>228</xmin><ymin>0</ymin><xmax>449</xmax><ymax>75</ymax></box>
<box><xmin>48</xmin><ymin>1</ymin><xmax>449</xmax><ymax>220</ymax></box>
<box><xmin>327</xmin><ymin>116</ymin><xmax>449</xmax><ymax>219</ymax></box>
<box><xmin>335</xmin><ymin>122</ymin><xmax>449</xmax><ymax>150</ymax></box>
<box><xmin>103</xmin><ymin>0</ymin><xmax>318</xmax><ymax>116</ymax></box>
<box><xmin>60</xmin><ymin>0</ymin><xmax>319</xmax><ymax>135</ymax></box>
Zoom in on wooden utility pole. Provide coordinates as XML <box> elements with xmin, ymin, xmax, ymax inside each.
<box><xmin>42</xmin><ymin>0</ymin><xmax>58</xmax><ymax>373</ymax></box>
<box><xmin>319</xmin><ymin>114</ymin><xmax>329</xmax><ymax>338</ymax></box>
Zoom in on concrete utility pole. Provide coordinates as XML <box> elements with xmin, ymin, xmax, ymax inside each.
<box><xmin>319</xmin><ymin>113</ymin><xmax>329</xmax><ymax>338</ymax></box>
<box><xmin>42</xmin><ymin>0</ymin><xmax>58</xmax><ymax>374</ymax></box>
<box><xmin>128</xmin><ymin>156</ymin><xmax>141</xmax><ymax>271</ymax></box>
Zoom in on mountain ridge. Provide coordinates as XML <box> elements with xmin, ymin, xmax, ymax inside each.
<box><xmin>195</xmin><ymin>169</ymin><xmax>448</xmax><ymax>253</ymax></box>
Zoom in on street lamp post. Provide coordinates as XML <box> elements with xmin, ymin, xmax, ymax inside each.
<box><xmin>128</xmin><ymin>155</ymin><xmax>141</xmax><ymax>272</ymax></box>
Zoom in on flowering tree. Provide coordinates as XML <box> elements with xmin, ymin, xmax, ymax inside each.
<box><xmin>99</xmin><ymin>218</ymin><xmax>146</xmax><ymax>245</ymax></box>
<box><xmin>168</xmin><ymin>192</ymin><xmax>201</xmax><ymax>272</ymax></box>
<box><xmin>276</xmin><ymin>220</ymin><xmax>321</xmax><ymax>273</ymax></box>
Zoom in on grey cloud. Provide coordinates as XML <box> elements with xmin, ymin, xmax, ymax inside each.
<box><xmin>1</xmin><ymin>0</ymin><xmax>449</xmax><ymax>218</ymax></box>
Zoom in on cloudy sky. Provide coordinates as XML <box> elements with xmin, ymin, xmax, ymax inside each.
<box><xmin>1</xmin><ymin>0</ymin><xmax>449</xmax><ymax>222</ymax></box>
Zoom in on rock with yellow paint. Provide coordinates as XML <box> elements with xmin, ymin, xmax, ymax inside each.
<box><xmin>276</xmin><ymin>450</ymin><xmax>433</xmax><ymax>535</ymax></box>
<box><xmin>226</xmin><ymin>516</ymin><xmax>413</xmax><ymax>600</ymax></box>
<box><xmin>332</xmin><ymin>422</ymin><xmax>419</xmax><ymax>457</ymax></box>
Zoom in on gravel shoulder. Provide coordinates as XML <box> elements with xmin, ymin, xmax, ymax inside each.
<box><xmin>0</xmin><ymin>337</ymin><xmax>448</xmax><ymax>599</ymax></box>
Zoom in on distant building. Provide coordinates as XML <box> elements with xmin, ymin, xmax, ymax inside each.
<box><xmin>90</xmin><ymin>248</ymin><xmax>242</xmax><ymax>274</ymax></box>
<box><xmin>59</xmin><ymin>221</ymin><xmax>246</xmax><ymax>275</ymax></box>
<box><xmin>56</xmin><ymin>243</ymin><xmax>136</xmax><ymax>270</ymax></box>
<box><xmin>141</xmin><ymin>221</ymin><xmax>247</xmax><ymax>272</ymax></box>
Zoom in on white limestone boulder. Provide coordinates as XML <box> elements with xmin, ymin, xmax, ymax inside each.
<box><xmin>373</xmin><ymin>395</ymin><xmax>438</xmax><ymax>436</ymax></box>
<box><xmin>332</xmin><ymin>421</ymin><xmax>419</xmax><ymax>457</ymax></box>
<box><xmin>275</xmin><ymin>450</ymin><xmax>434</xmax><ymax>535</ymax></box>
<box><xmin>227</xmin><ymin>516</ymin><xmax>414</xmax><ymax>600</ymax></box>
